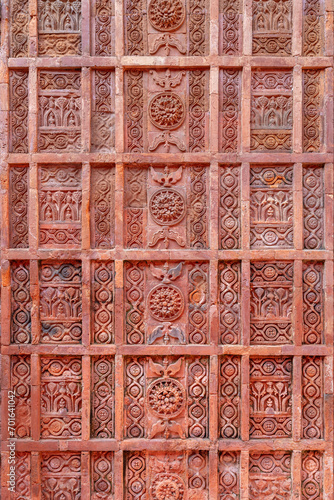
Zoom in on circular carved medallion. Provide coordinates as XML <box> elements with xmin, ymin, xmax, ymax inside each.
<box><xmin>148</xmin><ymin>0</ymin><xmax>185</xmax><ymax>32</ymax></box>
<box><xmin>148</xmin><ymin>284</ymin><xmax>184</xmax><ymax>321</ymax></box>
<box><xmin>149</xmin><ymin>93</ymin><xmax>185</xmax><ymax>130</ymax></box>
<box><xmin>151</xmin><ymin>473</ymin><xmax>185</xmax><ymax>500</ymax></box>
<box><xmin>147</xmin><ymin>378</ymin><xmax>185</xmax><ymax>418</ymax></box>
<box><xmin>149</xmin><ymin>188</ymin><xmax>186</xmax><ymax>226</ymax></box>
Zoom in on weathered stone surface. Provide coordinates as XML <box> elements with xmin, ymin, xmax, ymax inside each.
<box><xmin>0</xmin><ymin>0</ymin><xmax>333</xmax><ymax>498</ymax></box>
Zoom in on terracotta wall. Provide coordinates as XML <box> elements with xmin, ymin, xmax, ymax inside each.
<box><xmin>0</xmin><ymin>0</ymin><xmax>333</xmax><ymax>498</ymax></box>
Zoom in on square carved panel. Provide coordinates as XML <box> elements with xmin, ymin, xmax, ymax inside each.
<box><xmin>124</xmin><ymin>164</ymin><xmax>208</xmax><ymax>249</ymax></box>
<box><xmin>125</xmin><ymin>261</ymin><xmax>209</xmax><ymax>345</ymax></box>
<box><xmin>125</xmin><ymin>356</ymin><xmax>209</xmax><ymax>439</ymax></box>
<box><xmin>125</xmin><ymin>451</ymin><xmax>209</xmax><ymax>498</ymax></box>
<box><xmin>125</xmin><ymin>0</ymin><xmax>209</xmax><ymax>56</ymax></box>
<box><xmin>125</xmin><ymin>69</ymin><xmax>209</xmax><ymax>153</ymax></box>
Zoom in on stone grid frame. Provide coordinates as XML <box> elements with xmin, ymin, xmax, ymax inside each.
<box><xmin>0</xmin><ymin>0</ymin><xmax>333</xmax><ymax>498</ymax></box>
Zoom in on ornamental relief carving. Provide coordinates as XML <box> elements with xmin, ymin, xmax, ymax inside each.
<box><xmin>252</xmin><ymin>0</ymin><xmax>292</xmax><ymax>56</ymax></box>
<box><xmin>38</xmin><ymin>0</ymin><xmax>82</xmax><ymax>56</ymax></box>
<box><xmin>249</xmin><ymin>451</ymin><xmax>291</xmax><ymax>499</ymax></box>
<box><xmin>250</xmin><ymin>261</ymin><xmax>293</xmax><ymax>344</ymax></box>
<box><xmin>125</xmin><ymin>357</ymin><xmax>208</xmax><ymax>439</ymax></box>
<box><xmin>125</xmin><ymin>165</ymin><xmax>208</xmax><ymax>249</ymax></box>
<box><xmin>250</xmin><ymin>357</ymin><xmax>292</xmax><ymax>438</ymax></box>
<box><xmin>125</xmin><ymin>69</ymin><xmax>208</xmax><ymax>153</ymax></box>
<box><xmin>125</xmin><ymin>261</ymin><xmax>209</xmax><ymax>345</ymax></box>
<box><xmin>38</xmin><ymin>70</ymin><xmax>82</xmax><ymax>152</ymax></box>
<box><xmin>251</xmin><ymin>70</ymin><xmax>293</xmax><ymax>152</ymax></box>
<box><xmin>250</xmin><ymin>165</ymin><xmax>293</xmax><ymax>248</ymax></box>
<box><xmin>125</xmin><ymin>0</ymin><xmax>208</xmax><ymax>56</ymax></box>
<box><xmin>39</xmin><ymin>165</ymin><xmax>82</xmax><ymax>247</ymax></box>
<box><xmin>126</xmin><ymin>451</ymin><xmax>208</xmax><ymax>500</ymax></box>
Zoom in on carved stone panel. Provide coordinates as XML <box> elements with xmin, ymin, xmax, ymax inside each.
<box><xmin>38</xmin><ymin>70</ymin><xmax>82</xmax><ymax>152</ymax></box>
<box><xmin>125</xmin><ymin>261</ymin><xmax>209</xmax><ymax>344</ymax></box>
<box><xmin>91</xmin><ymin>71</ymin><xmax>115</xmax><ymax>152</ymax></box>
<box><xmin>125</xmin><ymin>0</ymin><xmax>209</xmax><ymax>56</ymax></box>
<box><xmin>41</xmin><ymin>357</ymin><xmax>82</xmax><ymax>439</ymax></box>
<box><xmin>250</xmin><ymin>357</ymin><xmax>292</xmax><ymax>438</ymax></box>
<box><xmin>39</xmin><ymin>261</ymin><xmax>82</xmax><ymax>343</ymax></box>
<box><xmin>39</xmin><ymin>165</ymin><xmax>82</xmax><ymax>247</ymax></box>
<box><xmin>11</xmin><ymin>261</ymin><xmax>32</xmax><ymax>344</ymax></box>
<box><xmin>125</xmin><ymin>451</ymin><xmax>209</xmax><ymax>498</ymax></box>
<box><xmin>9</xmin><ymin>166</ymin><xmax>29</xmax><ymax>248</ymax></box>
<box><xmin>125</xmin><ymin>69</ymin><xmax>209</xmax><ymax>152</ymax></box>
<box><xmin>41</xmin><ymin>453</ymin><xmax>82</xmax><ymax>496</ymax></box>
<box><xmin>125</xmin><ymin>165</ymin><xmax>208</xmax><ymax>249</ymax></box>
<box><xmin>219</xmin><ymin>70</ymin><xmax>241</xmax><ymax>152</ymax></box>
<box><xmin>251</xmin><ymin>70</ymin><xmax>293</xmax><ymax>152</ymax></box>
<box><xmin>252</xmin><ymin>0</ymin><xmax>292</xmax><ymax>55</ymax></box>
<box><xmin>125</xmin><ymin>357</ymin><xmax>209</xmax><ymax>439</ymax></box>
<box><xmin>250</xmin><ymin>261</ymin><xmax>293</xmax><ymax>344</ymax></box>
<box><xmin>249</xmin><ymin>452</ymin><xmax>291</xmax><ymax>498</ymax></box>
<box><xmin>250</xmin><ymin>165</ymin><xmax>293</xmax><ymax>248</ymax></box>
<box><xmin>38</xmin><ymin>0</ymin><xmax>82</xmax><ymax>56</ymax></box>
<box><xmin>219</xmin><ymin>452</ymin><xmax>240</xmax><ymax>499</ymax></box>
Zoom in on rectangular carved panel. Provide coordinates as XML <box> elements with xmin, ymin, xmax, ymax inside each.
<box><xmin>303</xmin><ymin>165</ymin><xmax>324</xmax><ymax>249</ymax></box>
<box><xmin>219</xmin><ymin>70</ymin><xmax>241</xmax><ymax>152</ymax></box>
<box><xmin>219</xmin><ymin>263</ymin><xmax>241</xmax><ymax>344</ymax></box>
<box><xmin>38</xmin><ymin>70</ymin><xmax>82</xmax><ymax>152</ymax></box>
<box><xmin>303</xmin><ymin>70</ymin><xmax>324</xmax><ymax>152</ymax></box>
<box><xmin>91</xmin><ymin>357</ymin><xmax>114</xmax><ymax>438</ymax></box>
<box><xmin>11</xmin><ymin>261</ymin><xmax>31</xmax><ymax>344</ymax></box>
<box><xmin>250</xmin><ymin>165</ymin><xmax>293</xmax><ymax>248</ymax></box>
<box><xmin>302</xmin><ymin>357</ymin><xmax>323</xmax><ymax>439</ymax></box>
<box><xmin>41</xmin><ymin>453</ymin><xmax>81</xmax><ymax>496</ymax></box>
<box><xmin>124</xmin><ymin>165</ymin><xmax>208</xmax><ymax>249</ymax></box>
<box><xmin>251</xmin><ymin>70</ymin><xmax>293</xmax><ymax>152</ymax></box>
<box><xmin>11</xmin><ymin>355</ymin><xmax>31</xmax><ymax>438</ymax></box>
<box><xmin>40</xmin><ymin>261</ymin><xmax>82</xmax><ymax>343</ymax></box>
<box><xmin>219</xmin><ymin>452</ymin><xmax>240</xmax><ymax>499</ymax></box>
<box><xmin>125</xmin><ymin>69</ymin><xmax>209</xmax><ymax>153</ymax></box>
<box><xmin>92</xmin><ymin>262</ymin><xmax>114</xmax><ymax>344</ymax></box>
<box><xmin>10</xmin><ymin>166</ymin><xmax>29</xmax><ymax>248</ymax></box>
<box><xmin>302</xmin><ymin>262</ymin><xmax>323</xmax><ymax>345</ymax></box>
<box><xmin>249</xmin><ymin>452</ymin><xmax>291</xmax><ymax>498</ymax></box>
<box><xmin>10</xmin><ymin>0</ymin><xmax>29</xmax><ymax>57</ymax></box>
<box><xmin>39</xmin><ymin>165</ymin><xmax>82</xmax><ymax>247</ymax></box>
<box><xmin>91</xmin><ymin>452</ymin><xmax>114</xmax><ymax>498</ymax></box>
<box><xmin>219</xmin><ymin>0</ymin><xmax>241</xmax><ymax>55</ymax></box>
<box><xmin>250</xmin><ymin>261</ymin><xmax>293</xmax><ymax>344</ymax></box>
<box><xmin>125</xmin><ymin>261</ymin><xmax>209</xmax><ymax>344</ymax></box>
<box><xmin>125</xmin><ymin>451</ymin><xmax>209</xmax><ymax>498</ymax></box>
<box><xmin>250</xmin><ymin>357</ymin><xmax>292</xmax><ymax>438</ymax></box>
<box><xmin>219</xmin><ymin>166</ymin><xmax>240</xmax><ymax>249</ymax></box>
<box><xmin>9</xmin><ymin>70</ymin><xmax>28</xmax><ymax>153</ymax></box>
<box><xmin>41</xmin><ymin>357</ymin><xmax>82</xmax><ymax>439</ymax></box>
<box><xmin>38</xmin><ymin>0</ymin><xmax>82</xmax><ymax>56</ymax></box>
<box><xmin>91</xmin><ymin>167</ymin><xmax>115</xmax><ymax>248</ymax></box>
<box><xmin>302</xmin><ymin>451</ymin><xmax>323</xmax><ymax>500</ymax></box>
<box><xmin>91</xmin><ymin>71</ymin><xmax>115</xmax><ymax>152</ymax></box>
<box><xmin>93</xmin><ymin>0</ymin><xmax>115</xmax><ymax>56</ymax></box>
<box><xmin>15</xmin><ymin>452</ymin><xmax>31</xmax><ymax>497</ymax></box>
<box><xmin>125</xmin><ymin>0</ymin><xmax>209</xmax><ymax>56</ymax></box>
<box><xmin>219</xmin><ymin>356</ymin><xmax>240</xmax><ymax>438</ymax></box>
<box><xmin>124</xmin><ymin>357</ymin><xmax>209</xmax><ymax>439</ymax></box>
<box><xmin>252</xmin><ymin>0</ymin><xmax>292</xmax><ymax>55</ymax></box>
<box><xmin>303</xmin><ymin>0</ymin><xmax>323</xmax><ymax>56</ymax></box>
